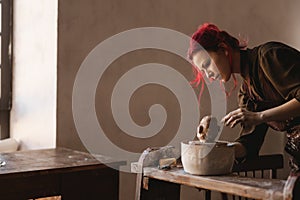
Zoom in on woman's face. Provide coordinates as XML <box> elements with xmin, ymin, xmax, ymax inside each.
<box><xmin>192</xmin><ymin>49</ymin><xmax>231</xmax><ymax>82</ymax></box>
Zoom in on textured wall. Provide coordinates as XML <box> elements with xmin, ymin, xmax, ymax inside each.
<box><xmin>57</xmin><ymin>0</ymin><xmax>300</xmax><ymax>199</ymax></box>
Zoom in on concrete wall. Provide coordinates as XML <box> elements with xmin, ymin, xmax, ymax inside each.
<box><xmin>11</xmin><ymin>0</ymin><xmax>58</xmax><ymax>150</ymax></box>
<box><xmin>56</xmin><ymin>0</ymin><xmax>300</xmax><ymax>199</ymax></box>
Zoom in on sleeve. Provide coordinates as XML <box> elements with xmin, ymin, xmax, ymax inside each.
<box><xmin>259</xmin><ymin>42</ymin><xmax>300</xmax><ymax>102</ymax></box>
<box><xmin>238</xmin><ymin>82</ymin><xmax>254</xmax><ymax>111</ymax></box>
<box><xmin>235</xmin><ymin>123</ymin><xmax>268</xmax><ymax>159</ymax></box>
<box><xmin>238</xmin><ymin>80</ymin><xmax>265</xmax><ymax>111</ymax></box>
<box><xmin>236</xmin><ymin>84</ymin><xmax>268</xmax><ymax>159</ymax></box>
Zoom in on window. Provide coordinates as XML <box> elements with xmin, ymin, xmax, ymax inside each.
<box><xmin>0</xmin><ymin>0</ymin><xmax>12</xmax><ymax>139</ymax></box>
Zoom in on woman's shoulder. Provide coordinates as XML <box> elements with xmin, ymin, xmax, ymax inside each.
<box><xmin>257</xmin><ymin>41</ymin><xmax>299</xmax><ymax>55</ymax></box>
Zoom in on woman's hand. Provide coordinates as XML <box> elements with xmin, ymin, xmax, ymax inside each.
<box><xmin>222</xmin><ymin>99</ymin><xmax>300</xmax><ymax>132</ymax></box>
<box><xmin>221</xmin><ymin>108</ymin><xmax>263</xmax><ymax>131</ymax></box>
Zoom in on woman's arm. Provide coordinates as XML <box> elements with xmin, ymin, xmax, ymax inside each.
<box><xmin>222</xmin><ymin>98</ymin><xmax>300</xmax><ymax>128</ymax></box>
<box><xmin>260</xmin><ymin>98</ymin><xmax>300</xmax><ymax>122</ymax></box>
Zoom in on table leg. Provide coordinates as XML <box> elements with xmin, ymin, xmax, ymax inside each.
<box><xmin>141</xmin><ymin>178</ymin><xmax>180</xmax><ymax>200</ymax></box>
<box><xmin>205</xmin><ymin>190</ymin><xmax>211</xmax><ymax>200</ymax></box>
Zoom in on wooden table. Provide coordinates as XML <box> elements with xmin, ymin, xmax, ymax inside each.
<box><xmin>0</xmin><ymin>147</ymin><xmax>125</xmax><ymax>200</ymax></box>
<box><xmin>141</xmin><ymin>167</ymin><xmax>286</xmax><ymax>200</ymax></box>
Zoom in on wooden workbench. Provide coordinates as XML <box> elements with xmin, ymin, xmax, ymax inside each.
<box><xmin>142</xmin><ymin>167</ymin><xmax>286</xmax><ymax>200</ymax></box>
<box><xmin>0</xmin><ymin>147</ymin><xmax>125</xmax><ymax>200</ymax></box>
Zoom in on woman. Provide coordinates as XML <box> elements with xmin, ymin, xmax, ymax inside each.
<box><xmin>188</xmin><ymin>23</ymin><xmax>300</xmax><ymax>198</ymax></box>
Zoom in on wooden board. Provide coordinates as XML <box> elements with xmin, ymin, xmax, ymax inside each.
<box><xmin>0</xmin><ymin>147</ymin><xmax>124</xmax><ymax>177</ymax></box>
<box><xmin>0</xmin><ymin>148</ymin><xmax>125</xmax><ymax>200</ymax></box>
<box><xmin>143</xmin><ymin>167</ymin><xmax>286</xmax><ymax>200</ymax></box>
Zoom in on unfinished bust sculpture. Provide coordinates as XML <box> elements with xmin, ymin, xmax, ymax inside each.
<box><xmin>197</xmin><ymin>116</ymin><xmax>211</xmax><ymax>143</ymax></box>
<box><xmin>196</xmin><ymin>116</ymin><xmax>220</xmax><ymax>143</ymax></box>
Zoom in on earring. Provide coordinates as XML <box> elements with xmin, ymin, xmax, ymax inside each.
<box><xmin>225</xmin><ymin>49</ymin><xmax>229</xmax><ymax>56</ymax></box>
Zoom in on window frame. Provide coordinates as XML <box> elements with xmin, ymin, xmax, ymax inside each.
<box><xmin>0</xmin><ymin>0</ymin><xmax>13</xmax><ymax>139</ymax></box>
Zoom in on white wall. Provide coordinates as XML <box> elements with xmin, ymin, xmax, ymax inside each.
<box><xmin>11</xmin><ymin>0</ymin><xmax>58</xmax><ymax>150</ymax></box>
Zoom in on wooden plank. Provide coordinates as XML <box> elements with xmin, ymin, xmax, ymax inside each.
<box><xmin>143</xmin><ymin>167</ymin><xmax>286</xmax><ymax>200</ymax></box>
<box><xmin>0</xmin><ymin>148</ymin><xmax>124</xmax><ymax>200</ymax></box>
<box><xmin>0</xmin><ymin>147</ymin><xmax>125</xmax><ymax>177</ymax></box>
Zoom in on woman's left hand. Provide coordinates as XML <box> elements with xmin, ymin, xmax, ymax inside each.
<box><xmin>221</xmin><ymin>108</ymin><xmax>263</xmax><ymax>129</ymax></box>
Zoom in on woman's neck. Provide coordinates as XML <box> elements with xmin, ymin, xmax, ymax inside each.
<box><xmin>231</xmin><ymin>50</ymin><xmax>241</xmax><ymax>74</ymax></box>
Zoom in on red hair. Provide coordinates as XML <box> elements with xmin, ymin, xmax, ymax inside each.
<box><xmin>188</xmin><ymin>23</ymin><xmax>243</xmax><ymax>59</ymax></box>
<box><xmin>188</xmin><ymin>23</ymin><xmax>247</xmax><ymax>101</ymax></box>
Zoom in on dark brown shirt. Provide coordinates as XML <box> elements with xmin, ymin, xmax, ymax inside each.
<box><xmin>236</xmin><ymin>41</ymin><xmax>300</xmax><ymax>158</ymax></box>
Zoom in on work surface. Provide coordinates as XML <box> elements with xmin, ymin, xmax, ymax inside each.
<box><xmin>0</xmin><ymin>147</ymin><xmax>124</xmax><ymax>176</ymax></box>
<box><xmin>0</xmin><ymin>148</ymin><xmax>125</xmax><ymax>200</ymax></box>
<box><xmin>143</xmin><ymin>167</ymin><xmax>286</xmax><ymax>200</ymax></box>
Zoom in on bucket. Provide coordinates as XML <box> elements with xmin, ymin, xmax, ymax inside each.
<box><xmin>181</xmin><ymin>141</ymin><xmax>235</xmax><ymax>175</ymax></box>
